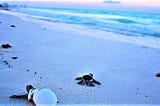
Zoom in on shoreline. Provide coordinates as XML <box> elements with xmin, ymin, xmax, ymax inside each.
<box><xmin>1</xmin><ymin>10</ymin><xmax>160</xmax><ymax>50</ymax></box>
<box><xmin>0</xmin><ymin>10</ymin><xmax>160</xmax><ymax>105</ymax></box>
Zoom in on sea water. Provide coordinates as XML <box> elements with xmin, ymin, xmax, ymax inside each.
<box><xmin>12</xmin><ymin>6</ymin><xmax>160</xmax><ymax>49</ymax></box>
<box><xmin>13</xmin><ymin>7</ymin><xmax>160</xmax><ymax>38</ymax></box>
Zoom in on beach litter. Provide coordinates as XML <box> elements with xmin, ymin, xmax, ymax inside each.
<box><xmin>155</xmin><ymin>72</ymin><xmax>160</xmax><ymax>77</ymax></box>
<box><xmin>75</xmin><ymin>73</ymin><xmax>101</xmax><ymax>87</ymax></box>
<box><xmin>1</xmin><ymin>44</ymin><xmax>12</xmax><ymax>49</ymax></box>
<box><xmin>10</xmin><ymin>85</ymin><xmax>58</xmax><ymax>106</ymax></box>
<box><xmin>12</xmin><ymin>57</ymin><xmax>18</xmax><ymax>59</ymax></box>
<box><xmin>10</xmin><ymin>25</ymin><xmax>16</xmax><ymax>27</ymax></box>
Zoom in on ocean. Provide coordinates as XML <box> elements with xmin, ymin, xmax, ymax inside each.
<box><xmin>13</xmin><ymin>6</ymin><xmax>160</xmax><ymax>38</ymax></box>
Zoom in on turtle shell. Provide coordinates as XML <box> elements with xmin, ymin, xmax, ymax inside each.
<box><xmin>82</xmin><ymin>75</ymin><xmax>93</xmax><ymax>80</ymax></box>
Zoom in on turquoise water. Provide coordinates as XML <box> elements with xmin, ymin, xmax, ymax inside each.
<box><xmin>14</xmin><ymin>7</ymin><xmax>160</xmax><ymax>38</ymax></box>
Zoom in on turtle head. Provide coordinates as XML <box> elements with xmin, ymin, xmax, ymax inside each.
<box><xmin>89</xmin><ymin>73</ymin><xmax>93</xmax><ymax>77</ymax></box>
<box><xmin>26</xmin><ymin>85</ymin><xmax>35</xmax><ymax>93</ymax></box>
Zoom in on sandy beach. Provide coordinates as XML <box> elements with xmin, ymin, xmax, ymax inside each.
<box><xmin>0</xmin><ymin>10</ymin><xmax>160</xmax><ymax>106</ymax></box>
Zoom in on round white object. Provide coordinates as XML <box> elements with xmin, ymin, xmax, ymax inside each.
<box><xmin>28</xmin><ymin>88</ymin><xmax>57</xmax><ymax>106</ymax></box>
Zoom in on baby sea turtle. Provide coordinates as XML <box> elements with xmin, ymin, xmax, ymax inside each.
<box><xmin>10</xmin><ymin>85</ymin><xmax>58</xmax><ymax>106</ymax></box>
<box><xmin>155</xmin><ymin>72</ymin><xmax>160</xmax><ymax>77</ymax></box>
<box><xmin>75</xmin><ymin>73</ymin><xmax>101</xmax><ymax>87</ymax></box>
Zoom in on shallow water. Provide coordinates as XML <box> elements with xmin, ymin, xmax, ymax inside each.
<box><xmin>14</xmin><ymin>7</ymin><xmax>160</xmax><ymax>38</ymax></box>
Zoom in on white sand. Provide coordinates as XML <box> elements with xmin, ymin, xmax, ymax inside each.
<box><xmin>0</xmin><ymin>10</ymin><xmax>160</xmax><ymax>106</ymax></box>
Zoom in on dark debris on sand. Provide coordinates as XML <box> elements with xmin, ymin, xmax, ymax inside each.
<box><xmin>155</xmin><ymin>72</ymin><xmax>160</xmax><ymax>77</ymax></box>
<box><xmin>10</xmin><ymin>25</ymin><xmax>16</xmax><ymax>27</ymax></box>
<box><xmin>3</xmin><ymin>60</ymin><xmax>13</xmax><ymax>68</ymax></box>
<box><xmin>1</xmin><ymin>44</ymin><xmax>12</xmax><ymax>49</ymax></box>
<box><xmin>3</xmin><ymin>60</ymin><xmax>8</xmax><ymax>65</ymax></box>
<box><xmin>12</xmin><ymin>57</ymin><xmax>18</xmax><ymax>59</ymax></box>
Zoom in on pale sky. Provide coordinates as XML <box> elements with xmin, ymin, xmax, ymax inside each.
<box><xmin>0</xmin><ymin>0</ymin><xmax>160</xmax><ymax>7</ymax></box>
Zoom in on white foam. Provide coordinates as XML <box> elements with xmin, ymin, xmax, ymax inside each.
<box><xmin>19</xmin><ymin>8</ymin><xmax>126</xmax><ymax>19</ymax></box>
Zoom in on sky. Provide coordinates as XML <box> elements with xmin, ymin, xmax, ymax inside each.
<box><xmin>0</xmin><ymin>0</ymin><xmax>160</xmax><ymax>7</ymax></box>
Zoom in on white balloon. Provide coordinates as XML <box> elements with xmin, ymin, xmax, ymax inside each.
<box><xmin>28</xmin><ymin>88</ymin><xmax>57</xmax><ymax>106</ymax></box>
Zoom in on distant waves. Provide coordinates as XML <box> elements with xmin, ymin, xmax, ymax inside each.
<box><xmin>15</xmin><ymin>7</ymin><xmax>160</xmax><ymax>38</ymax></box>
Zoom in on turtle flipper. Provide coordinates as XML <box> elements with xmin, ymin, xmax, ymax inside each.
<box><xmin>10</xmin><ymin>94</ymin><xmax>28</xmax><ymax>99</ymax></box>
<box><xmin>92</xmin><ymin>79</ymin><xmax>101</xmax><ymax>85</ymax></box>
<box><xmin>77</xmin><ymin>80</ymin><xmax>83</xmax><ymax>84</ymax></box>
<box><xmin>89</xmin><ymin>82</ymin><xmax>95</xmax><ymax>87</ymax></box>
<box><xmin>75</xmin><ymin>77</ymin><xmax>82</xmax><ymax>80</ymax></box>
